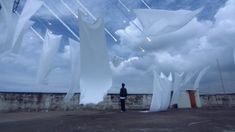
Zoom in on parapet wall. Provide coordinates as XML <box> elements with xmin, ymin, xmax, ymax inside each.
<box><xmin>200</xmin><ymin>94</ymin><xmax>235</xmax><ymax>107</ymax></box>
<box><xmin>0</xmin><ymin>93</ymin><xmax>79</xmax><ymax>112</ymax></box>
<box><xmin>0</xmin><ymin>92</ymin><xmax>234</xmax><ymax>112</ymax></box>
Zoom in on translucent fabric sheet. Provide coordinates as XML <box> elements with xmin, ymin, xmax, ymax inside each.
<box><xmin>78</xmin><ymin>15</ymin><xmax>112</xmax><ymax>104</ymax></box>
<box><xmin>64</xmin><ymin>38</ymin><xmax>80</xmax><ymax>102</ymax></box>
<box><xmin>134</xmin><ymin>8</ymin><xmax>202</xmax><ymax>36</ymax></box>
<box><xmin>0</xmin><ymin>0</ymin><xmax>17</xmax><ymax>54</ymax></box>
<box><xmin>193</xmin><ymin>66</ymin><xmax>210</xmax><ymax>107</ymax></box>
<box><xmin>159</xmin><ymin>72</ymin><xmax>172</xmax><ymax>110</ymax></box>
<box><xmin>181</xmin><ymin>71</ymin><xmax>197</xmax><ymax>90</ymax></box>
<box><xmin>150</xmin><ymin>71</ymin><xmax>162</xmax><ymax>111</ymax></box>
<box><xmin>12</xmin><ymin>0</ymin><xmax>43</xmax><ymax>52</ymax></box>
<box><xmin>193</xmin><ymin>66</ymin><xmax>210</xmax><ymax>90</ymax></box>
<box><xmin>170</xmin><ymin>73</ymin><xmax>184</xmax><ymax>106</ymax></box>
<box><xmin>0</xmin><ymin>0</ymin><xmax>42</xmax><ymax>54</ymax></box>
<box><xmin>36</xmin><ymin>30</ymin><xmax>62</xmax><ymax>84</ymax></box>
<box><xmin>150</xmin><ymin>72</ymin><xmax>172</xmax><ymax>112</ymax></box>
<box><xmin>12</xmin><ymin>20</ymin><xmax>34</xmax><ymax>53</ymax></box>
<box><xmin>169</xmin><ymin>72</ymin><xmax>198</xmax><ymax>106</ymax></box>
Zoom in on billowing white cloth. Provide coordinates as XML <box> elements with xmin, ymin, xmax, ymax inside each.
<box><xmin>151</xmin><ymin>68</ymin><xmax>206</xmax><ymax>109</ymax></box>
<box><xmin>150</xmin><ymin>71</ymin><xmax>162</xmax><ymax>111</ymax></box>
<box><xmin>170</xmin><ymin>70</ymin><xmax>205</xmax><ymax>106</ymax></box>
<box><xmin>150</xmin><ymin>71</ymin><xmax>172</xmax><ymax>112</ymax></box>
<box><xmin>193</xmin><ymin>66</ymin><xmax>210</xmax><ymax>108</ymax></box>
<box><xmin>12</xmin><ymin>0</ymin><xmax>43</xmax><ymax>52</ymax></box>
<box><xmin>160</xmin><ymin>73</ymin><xmax>172</xmax><ymax>110</ymax></box>
<box><xmin>78</xmin><ymin>15</ymin><xmax>112</xmax><ymax>104</ymax></box>
<box><xmin>36</xmin><ymin>30</ymin><xmax>62</xmax><ymax>84</ymax></box>
<box><xmin>0</xmin><ymin>0</ymin><xmax>17</xmax><ymax>53</ymax></box>
<box><xmin>181</xmin><ymin>71</ymin><xmax>197</xmax><ymax>90</ymax></box>
<box><xmin>193</xmin><ymin>66</ymin><xmax>210</xmax><ymax>90</ymax></box>
<box><xmin>12</xmin><ymin>21</ymin><xmax>34</xmax><ymax>52</ymax></box>
<box><xmin>134</xmin><ymin>8</ymin><xmax>202</xmax><ymax>36</ymax></box>
<box><xmin>170</xmin><ymin>73</ymin><xmax>184</xmax><ymax>106</ymax></box>
<box><xmin>0</xmin><ymin>0</ymin><xmax>42</xmax><ymax>54</ymax></box>
<box><xmin>64</xmin><ymin>38</ymin><xmax>80</xmax><ymax>102</ymax></box>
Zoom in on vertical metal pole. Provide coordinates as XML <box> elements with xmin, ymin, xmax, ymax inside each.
<box><xmin>233</xmin><ymin>48</ymin><xmax>235</xmax><ymax>65</ymax></box>
<box><xmin>216</xmin><ymin>58</ymin><xmax>226</xmax><ymax>93</ymax></box>
<box><xmin>216</xmin><ymin>58</ymin><xmax>229</xmax><ymax>107</ymax></box>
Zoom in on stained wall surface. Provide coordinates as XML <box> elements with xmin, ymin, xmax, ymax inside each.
<box><xmin>0</xmin><ymin>92</ymin><xmax>234</xmax><ymax>112</ymax></box>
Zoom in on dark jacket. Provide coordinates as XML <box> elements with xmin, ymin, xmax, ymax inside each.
<box><xmin>119</xmin><ymin>87</ymin><xmax>127</xmax><ymax>98</ymax></box>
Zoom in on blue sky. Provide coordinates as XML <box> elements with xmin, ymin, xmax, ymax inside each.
<box><xmin>0</xmin><ymin>0</ymin><xmax>235</xmax><ymax>94</ymax></box>
<box><xmin>27</xmin><ymin>0</ymin><xmax>228</xmax><ymax>42</ymax></box>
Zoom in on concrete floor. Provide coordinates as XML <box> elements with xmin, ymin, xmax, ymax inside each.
<box><xmin>0</xmin><ymin>108</ymin><xmax>235</xmax><ymax>132</ymax></box>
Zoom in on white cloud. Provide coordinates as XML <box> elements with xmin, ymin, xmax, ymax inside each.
<box><xmin>0</xmin><ymin>0</ymin><xmax>235</xmax><ymax>93</ymax></box>
<box><xmin>112</xmin><ymin>0</ymin><xmax>235</xmax><ymax>93</ymax></box>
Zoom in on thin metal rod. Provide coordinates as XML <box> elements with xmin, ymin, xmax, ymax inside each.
<box><xmin>75</xmin><ymin>0</ymin><xmax>96</xmax><ymax>20</ymax></box>
<box><xmin>117</xmin><ymin>4</ymin><xmax>143</xmax><ymax>32</ymax></box>
<box><xmin>43</xmin><ymin>3</ymin><xmax>80</xmax><ymax>41</ymax></box>
<box><xmin>60</xmin><ymin>0</ymin><xmax>78</xmax><ymax>18</ymax></box>
<box><xmin>140</xmin><ymin>0</ymin><xmax>151</xmax><ymax>9</ymax></box>
<box><xmin>104</xmin><ymin>28</ymin><xmax>117</xmax><ymax>42</ymax></box>
<box><xmin>118</xmin><ymin>0</ymin><xmax>130</xmax><ymax>12</ymax></box>
<box><xmin>118</xmin><ymin>0</ymin><xmax>152</xmax><ymax>42</ymax></box>
<box><xmin>216</xmin><ymin>59</ymin><xmax>226</xmax><ymax>93</ymax></box>
<box><xmin>74</xmin><ymin>0</ymin><xmax>118</xmax><ymax>42</ymax></box>
<box><xmin>233</xmin><ymin>48</ymin><xmax>235</xmax><ymax>65</ymax></box>
<box><xmin>30</xmin><ymin>27</ymin><xmax>44</xmax><ymax>41</ymax></box>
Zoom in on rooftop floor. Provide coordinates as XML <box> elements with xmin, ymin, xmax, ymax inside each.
<box><xmin>0</xmin><ymin>108</ymin><xmax>235</xmax><ymax>132</ymax></box>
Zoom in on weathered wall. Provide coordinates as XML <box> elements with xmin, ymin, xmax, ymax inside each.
<box><xmin>0</xmin><ymin>93</ymin><xmax>80</xmax><ymax>112</ymax></box>
<box><xmin>0</xmin><ymin>92</ymin><xmax>234</xmax><ymax>112</ymax></box>
<box><xmin>102</xmin><ymin>94</ymin><xmax>152</xmax><ymax>110</ymax></box>
<box><xmin>0</xmin><ymin>92</ymin><xmax>152</xmax><ymax>112</ymax></box>
<box><xmin>200</xmin><ymin>94</ymin><xmax>235</xmax><ymax>107</ymax></box>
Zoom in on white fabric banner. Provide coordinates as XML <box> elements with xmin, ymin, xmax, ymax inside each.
<box><xmin>36</xmin><ymin>30</ymin><xmax>62</xmax><ymax>84</ymax></box>
<box><xmin>12</xmin><ymin>0</ymin><xmax>43</xmax><ymax>52</ymax></box>
<box><xmin>134</xmin><ymin>8</ymin><xmax>202</xmax><ymax>36</ymax></box>
<box><xmin>150</xmin><ymin>71</ymin><xmax>172</xmax><ymax>112</ymax></box>
<box><xmin>193</xmin><ymin>66</ymin><xmax>210</xmax><ymax>90</ymax></box>
<box><xmin>78</xmin><ymin>15</ymin><xmax>112</xmax><ymax>104</ymax></box>
<box><xmin>64</xmin><ymin>38</ymin><xmax>80</xmax><ymax>102</ymax></box>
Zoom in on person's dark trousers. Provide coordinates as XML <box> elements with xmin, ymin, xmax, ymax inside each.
<box><xmin>120</xmin><ymin>99</ymin><xmax>126</xmax><ymax>112</ymax></box>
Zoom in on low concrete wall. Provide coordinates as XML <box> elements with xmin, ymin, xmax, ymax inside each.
<box><xmin>0</xmin><ymin>92</ymin><xmax>234</xmax><ymax>112</ymax></box>
<box><xmin>0</xmin><ymin>93</ymin><xmax>80</xmax><ymax>112</ymax></box>
<box><xmin>103</xmin><ymin>94</ymin><xmax>152</xmax><ymax>110</ymax></box>
<box><xmin>0</xmin><ymin>92</ymin><xmax>152</xmax><ymax>112</ymax></box>
<box><xmin>200</xmin><ymin>93</ymin><xmax>235</xmax><ymax>107</ymax></box>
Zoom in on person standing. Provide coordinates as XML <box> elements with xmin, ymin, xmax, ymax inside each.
<box><xmin>119</xmin><ymin>83</ymin><xmax>128</xmax><ymax>112</ymax></box>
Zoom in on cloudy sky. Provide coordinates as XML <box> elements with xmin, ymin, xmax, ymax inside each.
<box><xmin>0</xmin><ymin>0</ymin><xmax>234</xmax><ymax>94</ymax></box>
